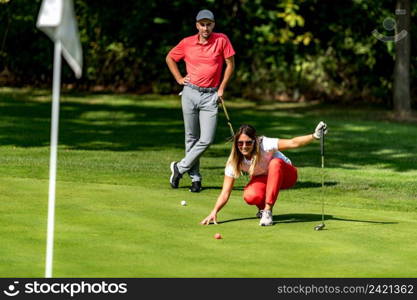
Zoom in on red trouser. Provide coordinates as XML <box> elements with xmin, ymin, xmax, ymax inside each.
<box><xmin>243</xmin><ymin>158</ymin><xmax>298</xmax><ymax>209</ymax></box>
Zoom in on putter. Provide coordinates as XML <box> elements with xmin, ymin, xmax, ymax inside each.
<box><xmin>219</xmin><ymin>97</ymin><xmax>235</xmax><ymax>136</ymax></box>
<box><xmin>314</xmin><ymin>126</ymin><xmax>325</xmax><ymax>231</ymax></box>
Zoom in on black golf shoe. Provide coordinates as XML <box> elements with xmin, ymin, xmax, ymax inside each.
<box><xmin>170</xmin><ymin>162</ymin><xmax>182</xmax><ymax>188</ymax></box>
<box><xmin>189</xmin><ymin>181</ymin><xmax>202</xmax><ymax>193</ymax></box>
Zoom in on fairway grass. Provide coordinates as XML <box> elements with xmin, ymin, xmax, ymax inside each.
<box><xmin>1</xmin><ymin>88</ymin><xmax>416</xmax><ymax>277</ymax></box>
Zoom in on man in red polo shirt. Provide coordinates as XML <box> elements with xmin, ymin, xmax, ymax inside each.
<box><xmin>166</xmin><ymin>9</ymin><xmax>235</xmax><ymax>193</ymax></box>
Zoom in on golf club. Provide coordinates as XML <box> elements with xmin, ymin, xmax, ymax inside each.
<box><xmin>219</xmin><ymin>97</ymin><xmax>235</xmax><ymax>136</ymax></box>
<box><xmin>314</xmin><ymin>126</ymin><xmax>325</xmax><ymax>231</ymax></box>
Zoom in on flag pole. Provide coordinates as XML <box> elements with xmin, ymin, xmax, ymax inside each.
<box><xmin>45</xmin><ymin>40</ymin><xmax>62</xmax><ymax>278</ymax></box>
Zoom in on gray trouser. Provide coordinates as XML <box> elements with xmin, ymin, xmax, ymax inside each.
<box><xmin>177</xmin><ymin>86</ymin><xmax>218</xmax><ymax>182</ymax></box>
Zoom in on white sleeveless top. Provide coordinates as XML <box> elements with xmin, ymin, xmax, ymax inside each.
<box><xmin>224</xmin><ymin>136</ymin><xmax>292</xmax><ymax>178</ymax></box>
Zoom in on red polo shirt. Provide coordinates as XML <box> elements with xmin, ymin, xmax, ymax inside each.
<box><xmin>168</xmin><ymin>33</ymin><xmax>235</xmax><ymax>88</ymax></box>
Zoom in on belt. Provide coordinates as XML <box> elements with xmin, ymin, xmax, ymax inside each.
<box><xmin>186</xmin><ymin>83</ymin><xmax>218</xmax><ymax>93</ymax></box>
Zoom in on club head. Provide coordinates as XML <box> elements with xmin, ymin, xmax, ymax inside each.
<box><xmin>314</xmin><ymin>223</ymin><xmax>325</xmax><ymax>231</ymax></box>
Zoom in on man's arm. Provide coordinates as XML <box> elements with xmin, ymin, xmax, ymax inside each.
<box><xmin>217</xmin><ymin>56</ymin><xmax>234</xmax><ymax>99</ymax></box>
<box><xmin>165</xmin><ymin>55</ymin><xmax>190</xmax><ymax>85</ymax></box>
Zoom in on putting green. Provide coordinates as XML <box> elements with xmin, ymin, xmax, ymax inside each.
<box><xmin>0</xmin><ymin>175</ymin><xmax>416</xmax><ymax>277</ymax></box>
<box><xmin>1</xmin><ymin>89</ymin><xmax>416</xmax><ymax>277</ymax></box>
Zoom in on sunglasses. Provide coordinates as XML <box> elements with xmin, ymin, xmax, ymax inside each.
<box><xmin>237</xmin><ymin>140</ymin><xmax>254</xmax><ymax>147</ymax></box>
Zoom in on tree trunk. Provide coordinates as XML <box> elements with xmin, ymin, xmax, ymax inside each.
<box><xmin>393</xmin><ymin>0</ymin><xmax>411</xmax><ymax>119</ymax></box>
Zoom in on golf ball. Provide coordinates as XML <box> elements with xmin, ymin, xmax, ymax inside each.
<box><xmin>314</xmin><ymin>224</ymin><xmax>325</xmax><ymax>231</ymax></box>
<box><xmin>181</xmin><ymin>200</ymin><xmax>187</xmax><ymax>206</ymax></box>
<box><xmin>214</xmin><ymin>233</ymin><xmax>222</xmax><ymax>239</ymax></box>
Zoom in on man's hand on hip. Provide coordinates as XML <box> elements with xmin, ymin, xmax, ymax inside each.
<box><xmin>177</xmin><ymin>75</ymin><xmax>190</xmax><ymax>85</ymax></box>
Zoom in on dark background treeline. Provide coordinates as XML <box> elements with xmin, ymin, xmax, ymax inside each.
<box><xmin>0</xmin><ymin>0</ymin><xmax>416</xmax><ymax>108</ymax></box>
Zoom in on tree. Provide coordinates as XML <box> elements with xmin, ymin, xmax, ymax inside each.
<box><xmin>393</xmin><ymin>0</ymin><xmax>411</xmax><ymax>118</ymax></box>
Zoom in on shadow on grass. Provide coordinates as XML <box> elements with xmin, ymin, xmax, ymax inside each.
<box><xmin>293</xmin><ymin>181</ymin><xmax>338</xmax><ymax>189</ymax></box>
<box><xmin>1</xmin><ymin>89</ymin><xmax>416</xmax><ymax>171</ymax></box>
<box><xmin>178</xmin><ymin>186</ymin><xmax>245</xmax><ymax>191</ymax></box>
<box><xmin>179</xmin><ymin>181</ymin><xmax>336</xmax><ymax>191</ymax></box>
<box><xmin>217</xmin><ymin>213</ymin><xmax>398</xmax><ymax>226</ymax></box>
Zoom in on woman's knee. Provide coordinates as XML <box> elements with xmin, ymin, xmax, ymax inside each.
<box><xmin>269</xmin><ymin>158</ymin><xmax>284</xmax><ymax>168</ymax></box>
<box><xmin>243</xmin><ymin>191</ymin><xmax>264</xmax><ymax>205</ymax></box>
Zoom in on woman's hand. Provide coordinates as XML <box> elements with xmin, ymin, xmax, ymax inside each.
<box><xmin>200</xmin><ymin>211</ymin><xmax>218</xmax><ymax>225</ymax></box>
<box><xmin>313</xmin><ymin>121</ymin><xmax>328</xmax><ymax>140</ymax></box>
<box><xmin>200</xmin><ymin>176</ymin><xmax>234</xmax><ymax>225</ymax></box>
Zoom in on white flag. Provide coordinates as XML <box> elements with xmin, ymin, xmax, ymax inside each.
<box><xmin>37</xmin><ymin>0</ymin><xmax>83</xmax><ymax>78</ymax></box>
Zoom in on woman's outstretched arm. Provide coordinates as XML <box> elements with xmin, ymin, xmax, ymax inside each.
<box><xmin>200</xmin><ymin>175</ymin><xmax>235</xmax><ymax>225</ymax></box>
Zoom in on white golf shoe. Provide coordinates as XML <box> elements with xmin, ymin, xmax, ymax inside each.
<box><xmin>259</xmin><ymin>210</ymin><xmax>273</xmax><ymax>226</ymax></box>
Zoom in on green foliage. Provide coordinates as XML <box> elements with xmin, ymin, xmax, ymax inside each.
<box><xmin>0</xmin><ymin>0</ymin><xmax>416</xmax><ymax>106</ymax></box>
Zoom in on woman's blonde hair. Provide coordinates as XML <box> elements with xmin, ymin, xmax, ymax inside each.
<box><xmin>226</xmin><ymin>124</ymin><xmax>261</xmax><ymax>178</ymax></box>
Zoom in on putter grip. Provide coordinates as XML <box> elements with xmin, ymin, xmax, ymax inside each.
<box><xmin>320</xmin><ymin>127</ymin><xmax>324</xmax><ymax>156</ymax></box>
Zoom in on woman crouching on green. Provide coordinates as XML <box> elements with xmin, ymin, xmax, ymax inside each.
<box><xmin>201</xmin><ymin>122</ymin><xmax>327</xmax><ymax>226</ymax></box>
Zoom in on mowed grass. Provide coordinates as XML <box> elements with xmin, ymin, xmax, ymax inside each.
<box><xmin>0</xmin><ymin>87</ymin><xmax>416</xmax><ymax>277</ymax></box>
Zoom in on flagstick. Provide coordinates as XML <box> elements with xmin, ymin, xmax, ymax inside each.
<box><xmin>45</xmin><ymin>41</ymin><xmax>62</xmax><ymax>278</ymax></box>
